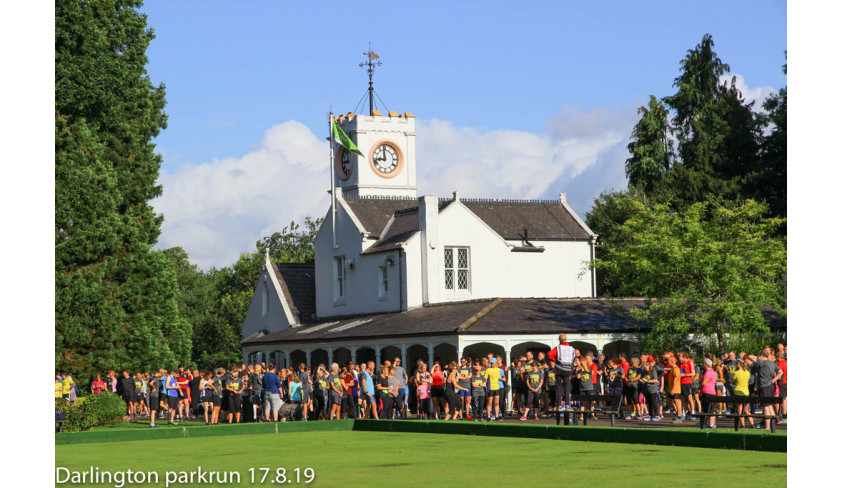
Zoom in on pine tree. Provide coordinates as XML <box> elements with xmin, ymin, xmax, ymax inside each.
<box><xmin>55</xmin><ymin>0</ymin><xmax>190</xmax><ymax>382</ymax></box>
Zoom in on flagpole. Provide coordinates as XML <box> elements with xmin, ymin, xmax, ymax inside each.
<box><xmin>329</xmin><ymin>110</ymin><xmax>337</xmax><ymax>249</ymax></box>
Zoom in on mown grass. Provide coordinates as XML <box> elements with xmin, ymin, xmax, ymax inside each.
<box><xmin>55</xmin><ymin>430</ymin><xmax>785</xmax><ymax>487</ymax></box>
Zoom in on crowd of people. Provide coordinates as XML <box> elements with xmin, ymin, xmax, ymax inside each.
<box><xmin>55</xmin><ymin>334</ymin><xmax>787</xmax><ymax>430</ymax></box>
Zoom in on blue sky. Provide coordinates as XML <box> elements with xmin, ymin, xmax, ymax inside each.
<box><xmin>138</xmin><ymin>0</ymin><xmax>787</xmax><ymax>268</ymax></box>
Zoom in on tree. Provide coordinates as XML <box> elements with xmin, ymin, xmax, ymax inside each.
<box><xmin>756</xmin><ymin>56</ymin><xmax>787</xmax><ymax>222</ymax></box>
<box><xmin>584</xmin><ymin>190</ymin><xmax>645</xmax><ymax>296</ymax></box>
<box><xmin>190</xmin><ymin>219</ymin><xmax>324</xmax><ymax>370</ymax></box>
<box><xmin>594</xmin><ymin>199</ymin><xmax>786</xmax><ymax>354</ymax></box>
<box><xmin>256</xmin><ymin>217</ymin><xmax>324</xmax><ymax>263</ymax></box>
<box><xmin>625</xmin><ymin>96</ymin><xmax>675</xmax><ymax>197</ymax></box>
<box><xmin>55</xmin><ymin>0</ymin><xmax>190</xmax><ymax>382</ymax></box>
<box><xmin>627</xmin><ymin>34</ymin><xmax>764</xmax><ymax>209</ymax></box>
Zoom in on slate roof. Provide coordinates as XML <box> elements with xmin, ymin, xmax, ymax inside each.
<box><xmin>361</xmin><ymin>210</ymin><xmax>420</xmax><ymax>254</ymax></box>
<box><xmin>270</xmin><ymin>262</ymin><xmax>316</xmax><ymax>324</ymax></box>
<box><xmin>343</xmin><ymin>196</ymin><xmax>593</xmax><ymax>253</ymax></box>
<box><xmin>242</xmin><ymin>297</ymin><xmax>786</xmax><ymax>345</ymax></box>
<box><xmin>461</xmin><ymin>200</ymin><xmax>592</xmax><ymax>241</ymax></box>
<box><xmin>343</xmin><ymin>197</ymin><xmax>418</xmax><ymax>236</ymax></box>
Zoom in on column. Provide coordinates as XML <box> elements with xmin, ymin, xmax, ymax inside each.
<box><xmin>305</xmin><ymin>349</ymin><xmax>312</xmax><ymax>369</ymax></box>
<box><xmin>457</xmin><ymin>337</ymin><xmax>463</xmax><ymax>361</ymax></box>
<box><xmin>375</xmin><ymin>346</ymin><xmax>382</xmax><ymax>368</ymax></box>
<box><xmin>428</xmin><ymin>342</ymin><xmax>434</xmax><ymax>367</ymax></box>
<box><xmin>504</xmin><ymin>341</ymin><xmax>512</xmax><ymax>414</ymax></box>
<box><xmin>327</xmin><ymin>347</ymin><xmax>334</xmax><ymax>367</ymax></box>
<box><xmin>400</xmin><ymin>344</ymin><xmax>407</xmax><ymax>367</ymax></box>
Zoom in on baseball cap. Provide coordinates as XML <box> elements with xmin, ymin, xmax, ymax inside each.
<box><xmin>647</xmin><ymin>355</ymin><xmax>655</xmax><ymax>362</ymax></box>
<box><xmin>255</xmin><ymin>365</ymin><xmax>262</xmax><ymax>371</ymax></box>
<box><xmin>490</xmin><ymin>358</ymin><xmax>497</xmax><ymax>364</ymax></box>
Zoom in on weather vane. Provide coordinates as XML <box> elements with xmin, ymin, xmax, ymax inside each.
<box><xmin>359</xmin><ymin>43</ymin><xmax>382</xmax><ymax>116</ymax></box>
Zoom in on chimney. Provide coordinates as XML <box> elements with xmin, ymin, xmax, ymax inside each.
<box><xmin>419</xmin><ymin>195</ymin><xmax>440</xmax><ymax>304</ymax></box>
<box><xmin>559</xmin><ymin>193</ymin><xmax>567</xmax><ymax>204</ymax></box>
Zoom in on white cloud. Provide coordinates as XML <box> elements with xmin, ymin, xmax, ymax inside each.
<box><xmin>154</xmin><ymin>107</ymin><xmax>639</xmax><ymax>269</ymax></box>
<box><xmin>720</xmin><ymin>73</ymin><xmax>777</xmax><ymax>109</ymax></box>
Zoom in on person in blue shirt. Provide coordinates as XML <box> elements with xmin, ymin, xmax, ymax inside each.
<box><xmin>261</xmin><ymin>364</ymin><xmax>283</xmax><ymax>422</ymax></box>
<box><xmin>165</xmin><ymin>371</ymin><xmax>180</xmax><ymax>425</ymax></box>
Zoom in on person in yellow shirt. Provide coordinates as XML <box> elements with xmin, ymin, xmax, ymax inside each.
<box><xmin>55</xmin><ymin>374</ymin><xmax>63</xmax><ymax>400</ymax></box>
<box><xmin>731</xmin><ymin>359</ymin><xmax>754</xmax><ymax>428</ymax></box>
<box><xmin>61</xmin><ymin>372</ymin><xmax>75</xmax><ymax>402</ymax></box>
<box><xmin>483</xmin><ymin>358</ymin><xmax>502</xmax><ymax>420</ymax></box>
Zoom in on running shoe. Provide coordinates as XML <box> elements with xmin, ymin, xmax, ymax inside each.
<box><xmin>642</xmin><ymin>416</ymin><xmax>651</xmax><ymax>421</ymax></box>
<box><xmin>520</xmin><ymin>415</ymin><xmax>527</xmax><ymax>421</ymax></box>
<box><xmin>671</xmin><ymin>417</ymin><xmax>683</xmax><ymax>424</ymax></box>
<box><xmin>624</xmin><ymin>415</ymin><xmax>632</xmax><ymax>420</ymax></box>
<box><xmin>149</xmin><ymin>424</ymin><xmax>159</xmax><ymax>428</ymax></box>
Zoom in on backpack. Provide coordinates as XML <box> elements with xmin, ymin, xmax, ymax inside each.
<box><xmin>554</xmin><ymin>345</ymin><xmax>575</xmax><ymax>372</ymax></box>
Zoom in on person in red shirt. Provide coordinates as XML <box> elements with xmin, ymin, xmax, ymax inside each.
<box><xmin>177</xmin><ymin>365</ymin><xmax>191</xmax><ymax>421</ymax></box>
<box><xmin>547</xmin><ymin>334</ymin><xmax>575</xmax><ymax>413</ymax></box>
<box><xmin>678</xmin><ymin>352</ymin><xmax>695</xmax><ymax>419</ymax></box>
<box><xmin>776</xmin><ymin>351</ymin><xmax>787</xmax><ymax>422</ymax></box>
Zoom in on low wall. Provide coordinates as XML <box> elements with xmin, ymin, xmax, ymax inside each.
<box><xmin>56</xmin><ymin>419</ymin><xmax>786</xmax><ymax>452</ymax></box>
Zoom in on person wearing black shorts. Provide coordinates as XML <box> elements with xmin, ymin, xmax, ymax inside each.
<box><xmin>146</xmin><ymin>373</ymin><xmax>160</xmax><ymax>428</ymax></box>
<box><xmin>226</xmin><ymin>372</ymin><xmax>244</xmax><ymax>424</ymax></box>
<box><xmin>118</xmin><ymin>370</ymin><xmax>137</xmax><ymax>419</ymax></box>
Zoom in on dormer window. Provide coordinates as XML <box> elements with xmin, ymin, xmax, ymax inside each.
<box><xmin>444</xmin><ymin>247</ymin><xmax>470</xmax><ymax>292</ymax></box>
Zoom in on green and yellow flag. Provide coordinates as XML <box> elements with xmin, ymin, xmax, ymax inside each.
<box><xmin>332</xmin><ymin>120</ymin><xmax>364</xmax><ymax>156</ymax></box>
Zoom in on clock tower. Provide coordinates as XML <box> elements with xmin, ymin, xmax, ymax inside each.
<box><xmin>332</xmin><ymin>48</ymin><xmax>417</xmax><ymax>199</ymax></box>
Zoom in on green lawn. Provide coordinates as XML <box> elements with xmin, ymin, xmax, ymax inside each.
<box><xmin>56</xmin><ymin>430</ymin><xmax>785</xmax><ymax>487</ymax></box>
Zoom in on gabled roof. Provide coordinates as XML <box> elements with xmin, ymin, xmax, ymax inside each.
<box><xmin>361</xmin><ymin>210</ymin><xmax>420</xmax><ymax>254</ymax></box>
<box><xmin>270</xmin><ymin>262</ymin><xmax>316</xmax><ymax>324</ymax></box>
<box><xmin>343</xmin><ymin>196</ymin><xmax>418</xmax><ymax>236</ymax></box>
<box><xmin>343</xmin><ymin>196</ymin><xmax>594</xmax><ymax>252</ymax></box>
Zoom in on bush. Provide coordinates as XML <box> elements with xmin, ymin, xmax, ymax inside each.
<box><xmin>56</xmin><ymin>392</ymin><xmax>125</xmax><ymax>432</ymax></box>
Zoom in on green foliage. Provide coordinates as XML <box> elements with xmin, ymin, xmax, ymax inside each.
<box><xmin>55</xmin><ymin>0</ymin><xmax>190</xmax><ymax>382</ymax></box>
<box><xmin>755</xmin><ymin>55</ymin><xmax>787</xmax><ymax>223</ymax></box>
<box><xmin>595</xmin><ymin>198</ymin><xmax>786</xmax><ymax>354</ymax></box>
<box><xmin>57</xmin><ymin>392</ymin><xmax>125</xmax><ymax>432</ymax></box>
<box><xmin>190</xmin><ymin>217</ymin><xmax>324</xmax><ymax>370</ymax></box>
<box><xmin>625</xmin><ymin>96</ymin><xmax>675</xmax><ymax>196</ymax></box>
<box><xmin>624</xmin><ymin>34</ymin><xmax>777</xmax><ymax>213</ymax></box>
<box><xmin>585</xmin><ymin>190</ymin><xmax>645</xmax><ymax>296</ymax></box>
<box><xmin>257</xmin><ymin>217</ymin><xmax>324</xmax><ymax>263</ymax></box>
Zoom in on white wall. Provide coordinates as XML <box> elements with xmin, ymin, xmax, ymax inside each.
<box><xmin>314</xmin><ymin>197</ymin><xmax>406</xmax><ymax>318</ymax></box>
<box><xmin>423</xmin><ymin>200</ymin><xmax>593</xmax><ymax>304</ymax></box>
<box><xmin>241</xmin><ymin>265</ymin><xmax>293</xmax><ymax>339</ymax></box>
<box><xmin>508</xmin><ymin>240</ymin><xmax>593</xmax><ymax>298</ymax></box>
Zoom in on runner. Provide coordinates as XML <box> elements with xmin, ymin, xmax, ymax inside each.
<box><xmin>522</xmin><ymin>361</ymin><xmax>544</xmax><ymax>421</ymax></box>
<box><xmin>430</xmin><ymin>363</ymin><xmax>445</xmax><ymax>420</ymax></box>
<box><xmin>327</xmin><ymin>363</ymin><xmax>344</xmax><ymax>420</ymax></box>
<box><xmin>457</xmin><ymin>358</ymin><xmax>472</xmax><ymax>419</ymax></box>
<box><xmin>165</xmin><ymin>370</ymin><xmax>180</xmax><ymax>425</ymax></box>
<box><xmin>470</xmin><ymin>361</ymin><xmax>487</xmax><ymax>422</ymax></box>
<box><xmin>776</xmin><ymin>351</ymin><xmax>787</xmax><ymax>423</ymax></box>
<box><xmin>262</xmin><ymin>363</ymin><xmax>282</xmax><ymax>422</ymax></box>
<box><xmin>415</xmin><ymin>362</ymin><xmax>432</xmax><ymax>420</ymax></box>
<box><xmin>225</xmin><ymin>371</ymin><xmax>244</xmax><ymax>424</ymax></box>
<box><xmin>146</xmin><ymin>372</ymin><xmax>160</xmax><ymax>428</ymax></box>
<box><xmin>483</xmin><ymin>358</ymin><xmax>503</xmax><ymax>421</ymax></box>
<box><xmin>546</xmin><ymin>333</ymin><xmax>576</xmax><ymax>415</ymax></box>
<box><xmin>200</xmin><ymin>371</ymin><xmax>214</xmax><ymax>425</ymax></box>
<box><xmin>700</xmin><ymin>358</ymin><xmax>718</xmax><ymax>428</ymax></box>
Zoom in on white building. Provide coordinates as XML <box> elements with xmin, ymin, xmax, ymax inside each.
<box><xmin>240</xmin><ymin>107</ymin><xmax>670</xmax><ymax>370</ymax></box>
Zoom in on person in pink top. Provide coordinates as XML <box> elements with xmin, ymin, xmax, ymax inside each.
<box><xmin>700</xmin><ymin>358</ymin><xmax>718</xmax><ymax>428</ymax></box>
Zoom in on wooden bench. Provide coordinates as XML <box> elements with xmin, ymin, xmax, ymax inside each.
<box><xmin>556</xmin><ymin>394</ymin><xmax>622</xmax><ymax>427</ymax></box>
<box><xmin>55</xmin><ymin>407</ymin><xmax>67</xmax><ymax>433</ymax></box>
<box><xmin>696</xmin><ymin>395</ymin><xmax>783</xmax><ymax>433</ymax></box>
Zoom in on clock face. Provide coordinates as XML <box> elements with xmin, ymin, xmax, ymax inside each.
<box><xmin>372</xmin><ymin>143</ymin><xmax>399</xmax><ymax>175</ymax></box>
<box><xmin>336</xmin><ymin>147</ymin><xmax>353</xmax><ymax>181</ymax></box>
